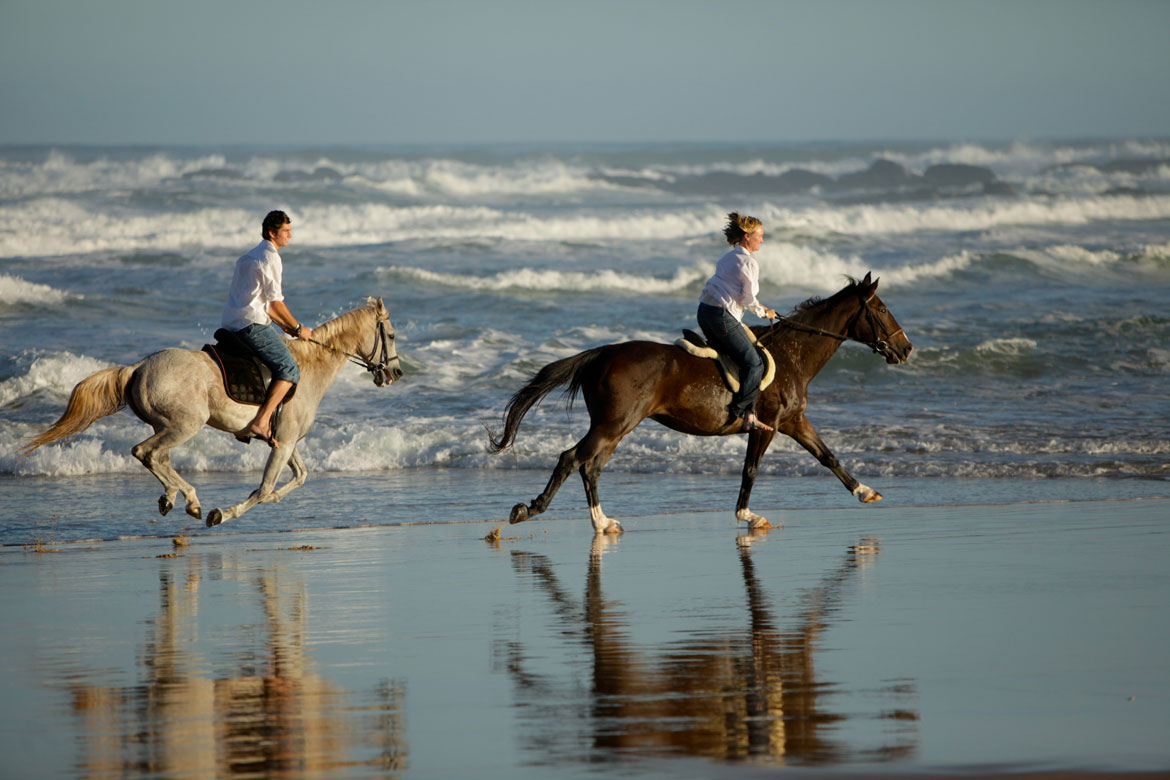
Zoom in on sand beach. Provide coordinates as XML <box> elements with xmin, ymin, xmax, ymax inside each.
<box><xmin>2</xmin><ymin>475</ymin><xmax>1167</xmax><ymax>779</ymax></box>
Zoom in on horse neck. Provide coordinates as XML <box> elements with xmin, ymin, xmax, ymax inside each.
<box><xmin>295</xmin><ymin>308</ymin><xmax>374</xmax><ymax>383</ymax></box>
<box><xmin>783</xmin><ymin>295</ymin><xmax>861</xmax><ymax>376</ymax></box>
<box><xmin>317</xmin><ymin>309</ymin><xmax>374</xmax><ymax>356</ymax></box>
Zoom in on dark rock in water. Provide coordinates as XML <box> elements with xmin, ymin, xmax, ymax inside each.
<box><xmin>274</xmin><ymin>166</ymin><xmax>344</xmax><ymax>183</ymax></box>
<box><xmin>832</xmin><ymin>159</ymin><xmax>918</xmax><ymax>190</ymax></box>
<box><xmin>776</xmin><ymin>168</ymin><xmax>834</xmax><ymax>192</ymax></box>
<box><xmin>590</xmin><ymin>172</ymin><xmax>658</xmax><ymax>189</ymax></box>
<box><xmin>594</xmin><ymin>168</ymin><xmax>833</xmax><ymax>196</ymax></box>
<box><xmin>181</xmin><ymin>167</ymin><xmax>244</xmax><ymax>180</ymax></box>
<box><xmin>667</xmin><ymin>171</ymin><xmax>830</xmax><ymax>195</ymax></box>
<box><xmin>981</xmin><ymin>180</ymin><xmax>1016</xmax><ymax>196</ymax></box>
<box><xmin>1043</xmin><ymin>158</ymin><xmax>1170</xmax><ymax>175</ymax></box>
<box><xmin>1103</xmin><ymin>186</ymin><xmax>1148</xmax><ymax>197</ymax></box>
<box><xmin>923</xmin><ymin>164</ymin><xmax>997</xmax><ymax>187</ymax></box>
<box><xmin>669</xmin><ymin>172</ymin><xmax>772</xmax><ymax>195</ymax></box>
<box><xmin>1100</xmin><ymin>158</ymin><xmax>1170</xmax><ymax>175</ymax></box>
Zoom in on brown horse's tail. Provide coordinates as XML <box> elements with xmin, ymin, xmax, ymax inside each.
<box><xmin>22</xmin><ymin>365</ymin><xmax>135</xmax><ymax>455</ymax></box>
<box><xmin>487</xmin><ymin>347</ymin><xmax>606</xmax><ymax>452</ymax></box>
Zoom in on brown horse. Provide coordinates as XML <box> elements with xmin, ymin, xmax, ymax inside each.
<box><xmin>488</xmin><ymin>273</ymin><xmax>912</xmax><ymax>534</ymax></box>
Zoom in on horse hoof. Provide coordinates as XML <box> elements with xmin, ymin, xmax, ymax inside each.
<box><xmin>509</xmin><ymin>504</ymin><xmax>529</xmax><ymax>524</ymax></box>
<box><xmin>186</xmin><ymin>505</ymin><xmax>202</xmax><ymax>520</ymax></box>
<box><xmin>206</xmin><ymin>508</ymin><xmax>223</xmax><ymax>528</ymax></box>
<box><xmin>158</xmin><ymin>496</ymin><xmax>173</xmax><ymax>516</ymax></box>
<box><xmin>853</xmin><ymin>484</ymin><xmax>883</xmax><ymax>504</ymax></box>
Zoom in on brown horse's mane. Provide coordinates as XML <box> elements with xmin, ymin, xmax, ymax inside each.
<box><xmin>288</xmin><ymin>302</ymin><xmax>376</xmax><ymax>370</ymax></box>
<box><xmin>790</xmin><ymin>276</ymin><xmax>866</xmax><ymax>317</ymax></box>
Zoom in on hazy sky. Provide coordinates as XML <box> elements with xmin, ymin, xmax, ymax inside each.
<box><xmin>1</xmin><ymin>0</ymin><xmax>1167</xmax><ymax>145</ymax></box>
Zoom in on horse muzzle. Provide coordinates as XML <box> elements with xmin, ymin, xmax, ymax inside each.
<box><xmin>875</xmin><ymin>338</ymin><xmax>913</xmax><ymax>365</ymax></box>
<box><xmin>373</xmin><ymin>365</ymin><xmax>405</xmax><ymax>387</ymax></box>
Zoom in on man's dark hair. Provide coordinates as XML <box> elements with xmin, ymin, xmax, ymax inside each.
<box><xmin>262</xmin><ymin>210</ymin><xmax>291</xmax><ymax>241</ymax></box>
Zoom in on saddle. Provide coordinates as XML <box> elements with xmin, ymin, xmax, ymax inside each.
<box><xmin>675</xmin><ymin>326</ymin><xmax>775</xmax><ymax>393</ymax></box>
<box><xmin>202</xmin><ymin>329</ymin><xmax>297</xmax><ymax>407</ymax></box>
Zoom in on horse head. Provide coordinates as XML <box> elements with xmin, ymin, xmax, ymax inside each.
<box><xmin>851</xmin><ymin>273</ymin><xmax>913</xmax><ymax>364</ymax></box>
<box><xmin>362</xmin><ymin>296</ymin><xmax>404</xmax><ymax>387</ymax></box>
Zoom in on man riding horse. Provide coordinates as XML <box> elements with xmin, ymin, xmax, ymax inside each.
<box><xmin>222</xmin><ymin>210</ymin><xmax>314</xmax><ymax>447</ymax></box>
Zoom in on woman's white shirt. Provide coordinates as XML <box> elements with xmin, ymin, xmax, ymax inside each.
<box><xmin>699</xmin><ymin>245</ymin><xmax>767</xmax><ymax>322</ymax></box>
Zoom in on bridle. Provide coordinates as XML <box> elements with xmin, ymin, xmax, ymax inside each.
<box><xmin>306</xmin><ymin>317</ymin><xmax>401</xmax><ymax>386</ymax></box>
<box><xmin>761</xmin><ymin>294</ymin><xmax>904</xmax><ymax>361</ymax></box>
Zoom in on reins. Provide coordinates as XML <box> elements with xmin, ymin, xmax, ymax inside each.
<box><xmin>303</xmin><ymin>317</ymin><xmax>399</xmax><ymax>379</ymax></box>
<box><xmin>759</xmin><ymin>295</ymin><xmax>903</xmax><ymax>359</ymax></box>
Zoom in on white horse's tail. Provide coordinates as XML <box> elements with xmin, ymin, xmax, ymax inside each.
<box><xmin>23</xmin><ymin>365</ymin><xmax>136</xmax><ymax>455</ymax></box>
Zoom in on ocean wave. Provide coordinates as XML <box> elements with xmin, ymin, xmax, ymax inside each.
<box><xmin>6</xmin><ymin>409</ymin><xmax>1167</xmax><ymax>480</ymax></box>
<box><xmin>765</xmin><ymin>194</ymin><xmax>1170</xmax><ymax>238</ymax></box>
<box><xmin>6</xmin><ymin>141</ymin><xmax>1169</xmax><ymax>203</ymax></box>
<box><xmin>6</xmin><ymin>190</ymin><xmax>1170</xmax><ymax>259</ymax></box>
<box><xmin>0</xmin><ymin>198</ymin><xmax>256</xmax><ymax>257</ymax></box>
<box><xmin>974</xmin><ymin>337</ymin><xmax>1038</xmax><ymax>355</ymax></box>
<box><xmin>0</xmin><ymin>352</ymin><xmax>113</xmax><ymax>408</ymax></box>
<box><xmin>379</xmin><ymin>264</ymin><xmax>708</xmax><ymax>294</ymax></box>
<box><xmin>0</xmin><ymin>274</ymin><xmax>76</xmax><ymax>306</ymax></box>
<box><xmin>0</xmin><ymin>199</ymin><xmax>725</xmax><ymax>257</ymax></box>
<box><xmin>0</xmin><ymin>149</ymin><xmax>224</xmax><ymax>198</ymax></box>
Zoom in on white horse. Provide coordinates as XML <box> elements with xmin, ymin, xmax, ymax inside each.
<box><xmin>24</xmin><ymin>297</ymin><xmax>402</xmax><ymax>527</ymax></box>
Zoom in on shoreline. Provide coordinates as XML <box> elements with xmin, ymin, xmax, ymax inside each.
<box><xmin>2</xmin><ymin>494</ymin><xmax>1168</xmax><ymax>776</ymax></box>
<box><xmin>3</xmin><ymin>488</ymin><xmax>1170</xmax><ymax>550</ymax></box>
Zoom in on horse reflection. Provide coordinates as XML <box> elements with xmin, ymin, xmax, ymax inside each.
<box><xmin>66</xmin><ymin>557</ymin><xmax>406</xmax><ymax>778</ymax></box>
<box><xmin>501</xmin><ymin>534</ymin><xmax>917</xmax><ymax>765</ymax></box>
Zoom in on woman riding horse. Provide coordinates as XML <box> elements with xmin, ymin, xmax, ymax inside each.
<box><xmin>697</xmin><ymin>212</ymin><xmax>779</xmax><ymax>433</ymax></box>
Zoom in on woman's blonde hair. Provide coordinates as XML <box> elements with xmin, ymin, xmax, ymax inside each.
<box><xmin>723</xmin><ymin>211</ymin><xmax>762</xmax><ymax>245</ymax></box>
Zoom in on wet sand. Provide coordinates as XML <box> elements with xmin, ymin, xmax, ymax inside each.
<box><xmin>1</xmin><ymin>493</ymin><xmax>1168</xmax><ymax>778</ymax></box>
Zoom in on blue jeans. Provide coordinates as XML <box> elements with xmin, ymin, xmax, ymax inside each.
<box><xmin>235</xmin><ymin>322</ymin><xmax>300</xmax><ymax>385</ymax></box>
<box><xmin>696</xmin><ymin>302</ymin><xmax>764</xmax><ymax>419</ymax></box>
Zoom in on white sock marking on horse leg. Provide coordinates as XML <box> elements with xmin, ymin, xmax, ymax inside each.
<box><xmin>590</xmin><ymin>504</ymin><xmax>622</xmax><ymax>535</ymax></box>
<box><xmin>736</xmin><ymin>507</ymin><xmax>774</xmax><ymax>529</ymax></box>
<box><xmin>852</xmin><ymin>483</ymin><xmax>882</xmax><ymax>503</ymax></box>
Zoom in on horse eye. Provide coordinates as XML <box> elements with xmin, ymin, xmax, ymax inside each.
<box><xmin>880</xmin><ymin>307</ymin><xmax>888</xmax><ymax>314</ymax></box>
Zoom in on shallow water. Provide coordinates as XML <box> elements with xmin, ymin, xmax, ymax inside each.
<box><xmin>2</xmin><ymin>494</ymin><xmax>1167</xmax><ymax>778</ymax></box>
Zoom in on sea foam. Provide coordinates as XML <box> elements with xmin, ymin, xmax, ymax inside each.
<box><xmin>0</xmin><ymin>274</ymin><xmax>75</xmax><ymax>306</ymax></box>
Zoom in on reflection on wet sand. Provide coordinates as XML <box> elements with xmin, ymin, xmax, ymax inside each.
<box><xmin>65</xmin><ymin>554</ymin><xmax>406</xmax><ymax>779</ymax></box>
<box><xmin>501</xmin><ymin>531</ymin><xmax>917</xmax><ymax>767</ymax></box>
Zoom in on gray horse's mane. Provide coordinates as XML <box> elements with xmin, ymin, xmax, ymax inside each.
<box><xmin>290</xmin><ymin>301</ymin><xmax>377</xmax><ymax>369</ymax></box>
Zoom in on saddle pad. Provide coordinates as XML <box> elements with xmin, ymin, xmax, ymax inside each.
<box><xmin>675</xmin><ymin>324</ymin><xmax>775</xmax><ymax>393</ymax></box>
<box><xmin>200</xmin><ymin>341</ymin><xmax>294</xmax><ymax>406</ymax></box>
<box><xmin>202</xmin><ymin>344</ymin><xmax>267</xmax><ymax>406</ymax></box>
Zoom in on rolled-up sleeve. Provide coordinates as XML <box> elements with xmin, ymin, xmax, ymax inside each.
<box><xmin>259</xmin><ymin>253</ymin><xmax>284</xmax><ymax>304</ymax></box>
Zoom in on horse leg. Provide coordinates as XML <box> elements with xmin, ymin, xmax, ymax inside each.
<box><xmin>509</xmin><ymin>444</ymin><xmax>581</xmax><ymax>524</ymax></box>
<box><xmin>735</xmin><ymin>427</ymin><xmax>778</xmax><ymax>529</ymax></box>
<box><xmin>132</xmin><ymin>425</ymin><xmax>204</xmax><ymax>520</ymax></box>
<box><xmin>510</xmin><ymin>421</ymin><xmax>629</xmax><ymax>531</ymax></box>
<box><xmin>207</xmin><ymin>443</ymin><xmax>296</xmax><ymax>527</ymax></box>
<box><xmin>268</xmin><ymin>446</ymin><xmax>308</xmax><ymax>503</ymax></box>
<box><xmin>781</xmin><ymin>414</ymin><xmax>881</xmax><ymax>504</ymax></box>
<box><xmin>580</xmin><ymin>440</ymin><xmax>623</xmax><ymax>535</ymax></box>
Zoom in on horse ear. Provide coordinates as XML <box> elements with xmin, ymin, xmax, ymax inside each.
<box><xmin>863</xmin><ymin>272</ymin><xmax>879</xmax><ymax>295</ymax></box>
